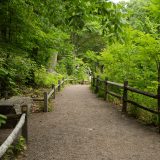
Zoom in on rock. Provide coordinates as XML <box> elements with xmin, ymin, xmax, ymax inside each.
<box><xmin>0</xmin><ymin>96</ymin><xmax>33</xmax><ymax>114</ymax></box>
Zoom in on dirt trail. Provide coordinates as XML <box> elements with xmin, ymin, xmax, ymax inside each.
<box><xmin>24</xmin><ymin>85</ymin><xmax>160</xmax><ymax>160</ymax></box>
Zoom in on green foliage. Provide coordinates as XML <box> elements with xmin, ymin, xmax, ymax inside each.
<box><xmin>14</xmin><ymin>136</ymin><xmax>26</xmax><ymax>154</ymax></box>
<box><xmin>0</xmin><ymin>0</ymin><xmax>125</xmax><ymax>95</ymax></box>
<box><xmin>125</xmin><ymin>0</ymin><xmax>159</xmax><ymax>36</ymax></box>
<box><xmin>2</xmin><ymin>136</ymin><xmax>26</xmax><ymax>160</ymax></box>
<box><xmin>56</xmin><ymin>53</ymin><xmax>75</xmax><ymax>76</ymax></box>
<box><xmin>0</xmin><ymin>114</ymin><xmax>7</xmax><ymax>127</ymax></box>
<box><xmin>1</xmin><ymin>0</ymin><xmax>159</xmax><ymax>126</ymax></box>
<box><xmin>72</xmin><ymin>58</ymin><xmax>89</xmax><ymax>81</ymax></box>
<box><xmin>97</xmin><ymin>28</ymin><xmax>159</xmax><ymax>124</ymax></box>
<box><xmin>34</xmin><ymin>66</ymin><xmax>63</xmax><ymax>87</ymax></box>
<box><xmin>0</xmin><ymin>44</ymin><xmax>36</xmax><ymax>94</ymax></box>
<box><xmin>56</xmin><ymin>54</ymin><xmax>89</xmax><ymax>81</ymax></box>
<box><xmin>87</xmin><ymin>0</ymin><xmax>160</xmax><ymax>124</ymax></box>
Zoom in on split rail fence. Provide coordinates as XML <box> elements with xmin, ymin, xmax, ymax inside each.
<box><xmin>32</xmin><ymin>78</ymin><xmax>66</xmax><ymax>112</ymax></box>
<box><xmin>0</xmin><ymin>77</ymin><xmax>71</xmax><ymax>158</ymax></box>
<box><xmin>91</xmin><ymin>75</ymin><xmax>160</xmax><ymax>133</ymax></box>
<box><xmin>0</xmin><ymin>105</ymin><xmax>28</xmax><ymax>158</ymax></box>
<box><xmin>32</xmin><ymin>78</ymin><xmax>88</xmax><ymax>112</ymax></box>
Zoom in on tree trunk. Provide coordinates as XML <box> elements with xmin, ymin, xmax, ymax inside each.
<box><xmin>48</xmin><ymin>53</ymin><xmax>58</xmax><ymax>72</ymax></box>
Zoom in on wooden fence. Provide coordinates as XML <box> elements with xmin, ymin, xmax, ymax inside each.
<box><xmin>32</xmin><ymin>78</ymin><xmax>66</xmax><ymax>112</ymax></box>
<box><xmin>32</xmin><ymin>78</ymin><xmax>88</xmax><ymax>112</ymax></box>
<box><xmin>0</xmin><ymin>77</ymin><xmax>93</xmax><ymax>157</ymax></box>
<box><xmin>0</xmin><ymin>105</ymin><xmax>28</xmax><ymax>158</ymax></box>
<box><xmin>0</xmin><ymin>78</ymin><xmax>68</xmax><ymax>158</ymax></box>
<box><xmin>91</xmin><ymin>75</ymin><xmax>160</xmax><ymax>133</ymax></box>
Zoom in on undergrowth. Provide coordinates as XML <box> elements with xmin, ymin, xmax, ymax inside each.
<box><xmin>2</xmin><ymin>136</ymin><xmax>26</xmax><ymax>160</ymax></box>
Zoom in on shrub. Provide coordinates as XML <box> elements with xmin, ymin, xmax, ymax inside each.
<box><xmin>34</xmin><ymin>66</ymin><xmax>63</xmax><ymax>87</ymax></box>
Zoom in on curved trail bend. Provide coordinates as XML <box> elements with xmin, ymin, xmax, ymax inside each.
<box><xmin>24</xmin><ymin>85</ymin><xmax>160</xmax><ymax>160</ymax></box>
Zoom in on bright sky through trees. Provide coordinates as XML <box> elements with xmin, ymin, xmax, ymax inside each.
<box><xmin>110</xmin><ymin>0</ymin><xmax>130</xmax><ymax>3</ymax></box>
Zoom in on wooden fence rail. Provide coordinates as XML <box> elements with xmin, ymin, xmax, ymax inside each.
<box><xmin>0</xmin><ymin>78</ymin><xmax>79</xmax><ymax>157</ymax></box>
<box><xmin>43</xmin><ymin>79</ymin><xmax>66</xmax><ymax>112</ymax></box>
<box><xmin>91</xmin><ymin>75</ymin><xmax>160</xmax><ymax>133</ymax></box>
<box><xmin>0</xmin><ymin>78</ymin><xmax>72</xmax><ymax>157</ymax></box>
<box><xmin>0</xmin><ymin>105</ymin><xmax>28</xmax><ymax>158</ymax></box>
<box><xmin>32</xmin><ymin>78</ymin><xmax>66</xmax><ymax>112</ymax></box>
<box><xmin>32</xmin><ymin>78</ymin><xmax>76</xmax><ymax>112</ymax></box>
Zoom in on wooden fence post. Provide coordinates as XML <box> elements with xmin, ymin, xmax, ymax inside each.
<box><xmin>44</xmin><ymin>92</ymin><xmax>48</xmax><ymax>112</ymax></box>
<box><xmin>122</xmin><ymin>81</ymin><xmax>128</xmax><ymax>113</ymax></box>
<box><xmin>95</xmin><ymin>75</ymin><xmax>99</xmax><ymax>94</ymax></box>
<box><xmin>21</xmin><ymin>105</ymin><xmax>28</xmax><ymax>143</ymax></box>
<box><xmin>104</xmin><ymin>77</ymin><xmax>108</xmax><ymax>100</ymax></box>
<box><xmin>58</xmin><ymin>80</ymin><xmax>61</xmax><ymax>91</ymax></box>
<box><xmin>52</xmin><ymin>84</ymin><xmax>56</xmax><ymax>99</ymax></box>
<box><xmin>158</xmin><ymin>63</ymin><xmax>160</xmax><ymax>133</ymax></box>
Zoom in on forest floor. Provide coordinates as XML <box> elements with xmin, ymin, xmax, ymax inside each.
<box><xmin>22</xmin><ymin>85</ymin><xmax>160</xmax><ymax>160</ymax></box>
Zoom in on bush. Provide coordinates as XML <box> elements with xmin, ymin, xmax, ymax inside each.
<box><xmin>89</xmin><ymin>28</ymin><xmax>160</xmax><ymax>125</ymax></box>
<box><xmin>0</xmin><ymin>45</ymin><xmax>36</xmax><ymax>94</ymax></box>
<box><xmin>34</xmin><ymin>66</ymin><xmax>63</xmax><ymax>87</ymax></box>
<box><xmin>56</xmin><ymin>56</ymin><xmax>89</xmax><ymax>81</ymax></box>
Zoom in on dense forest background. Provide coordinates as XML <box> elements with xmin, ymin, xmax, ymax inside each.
<box><xmin>0</xmin><ymin>0</ymin><xmax>160</xmax><ymax>124</ymax></box>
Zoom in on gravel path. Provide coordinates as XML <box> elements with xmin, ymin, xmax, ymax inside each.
<box><xmin>24</xmin><ymin>85</ymin><xmax>160</xmax><ymax>160</ymax></box>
